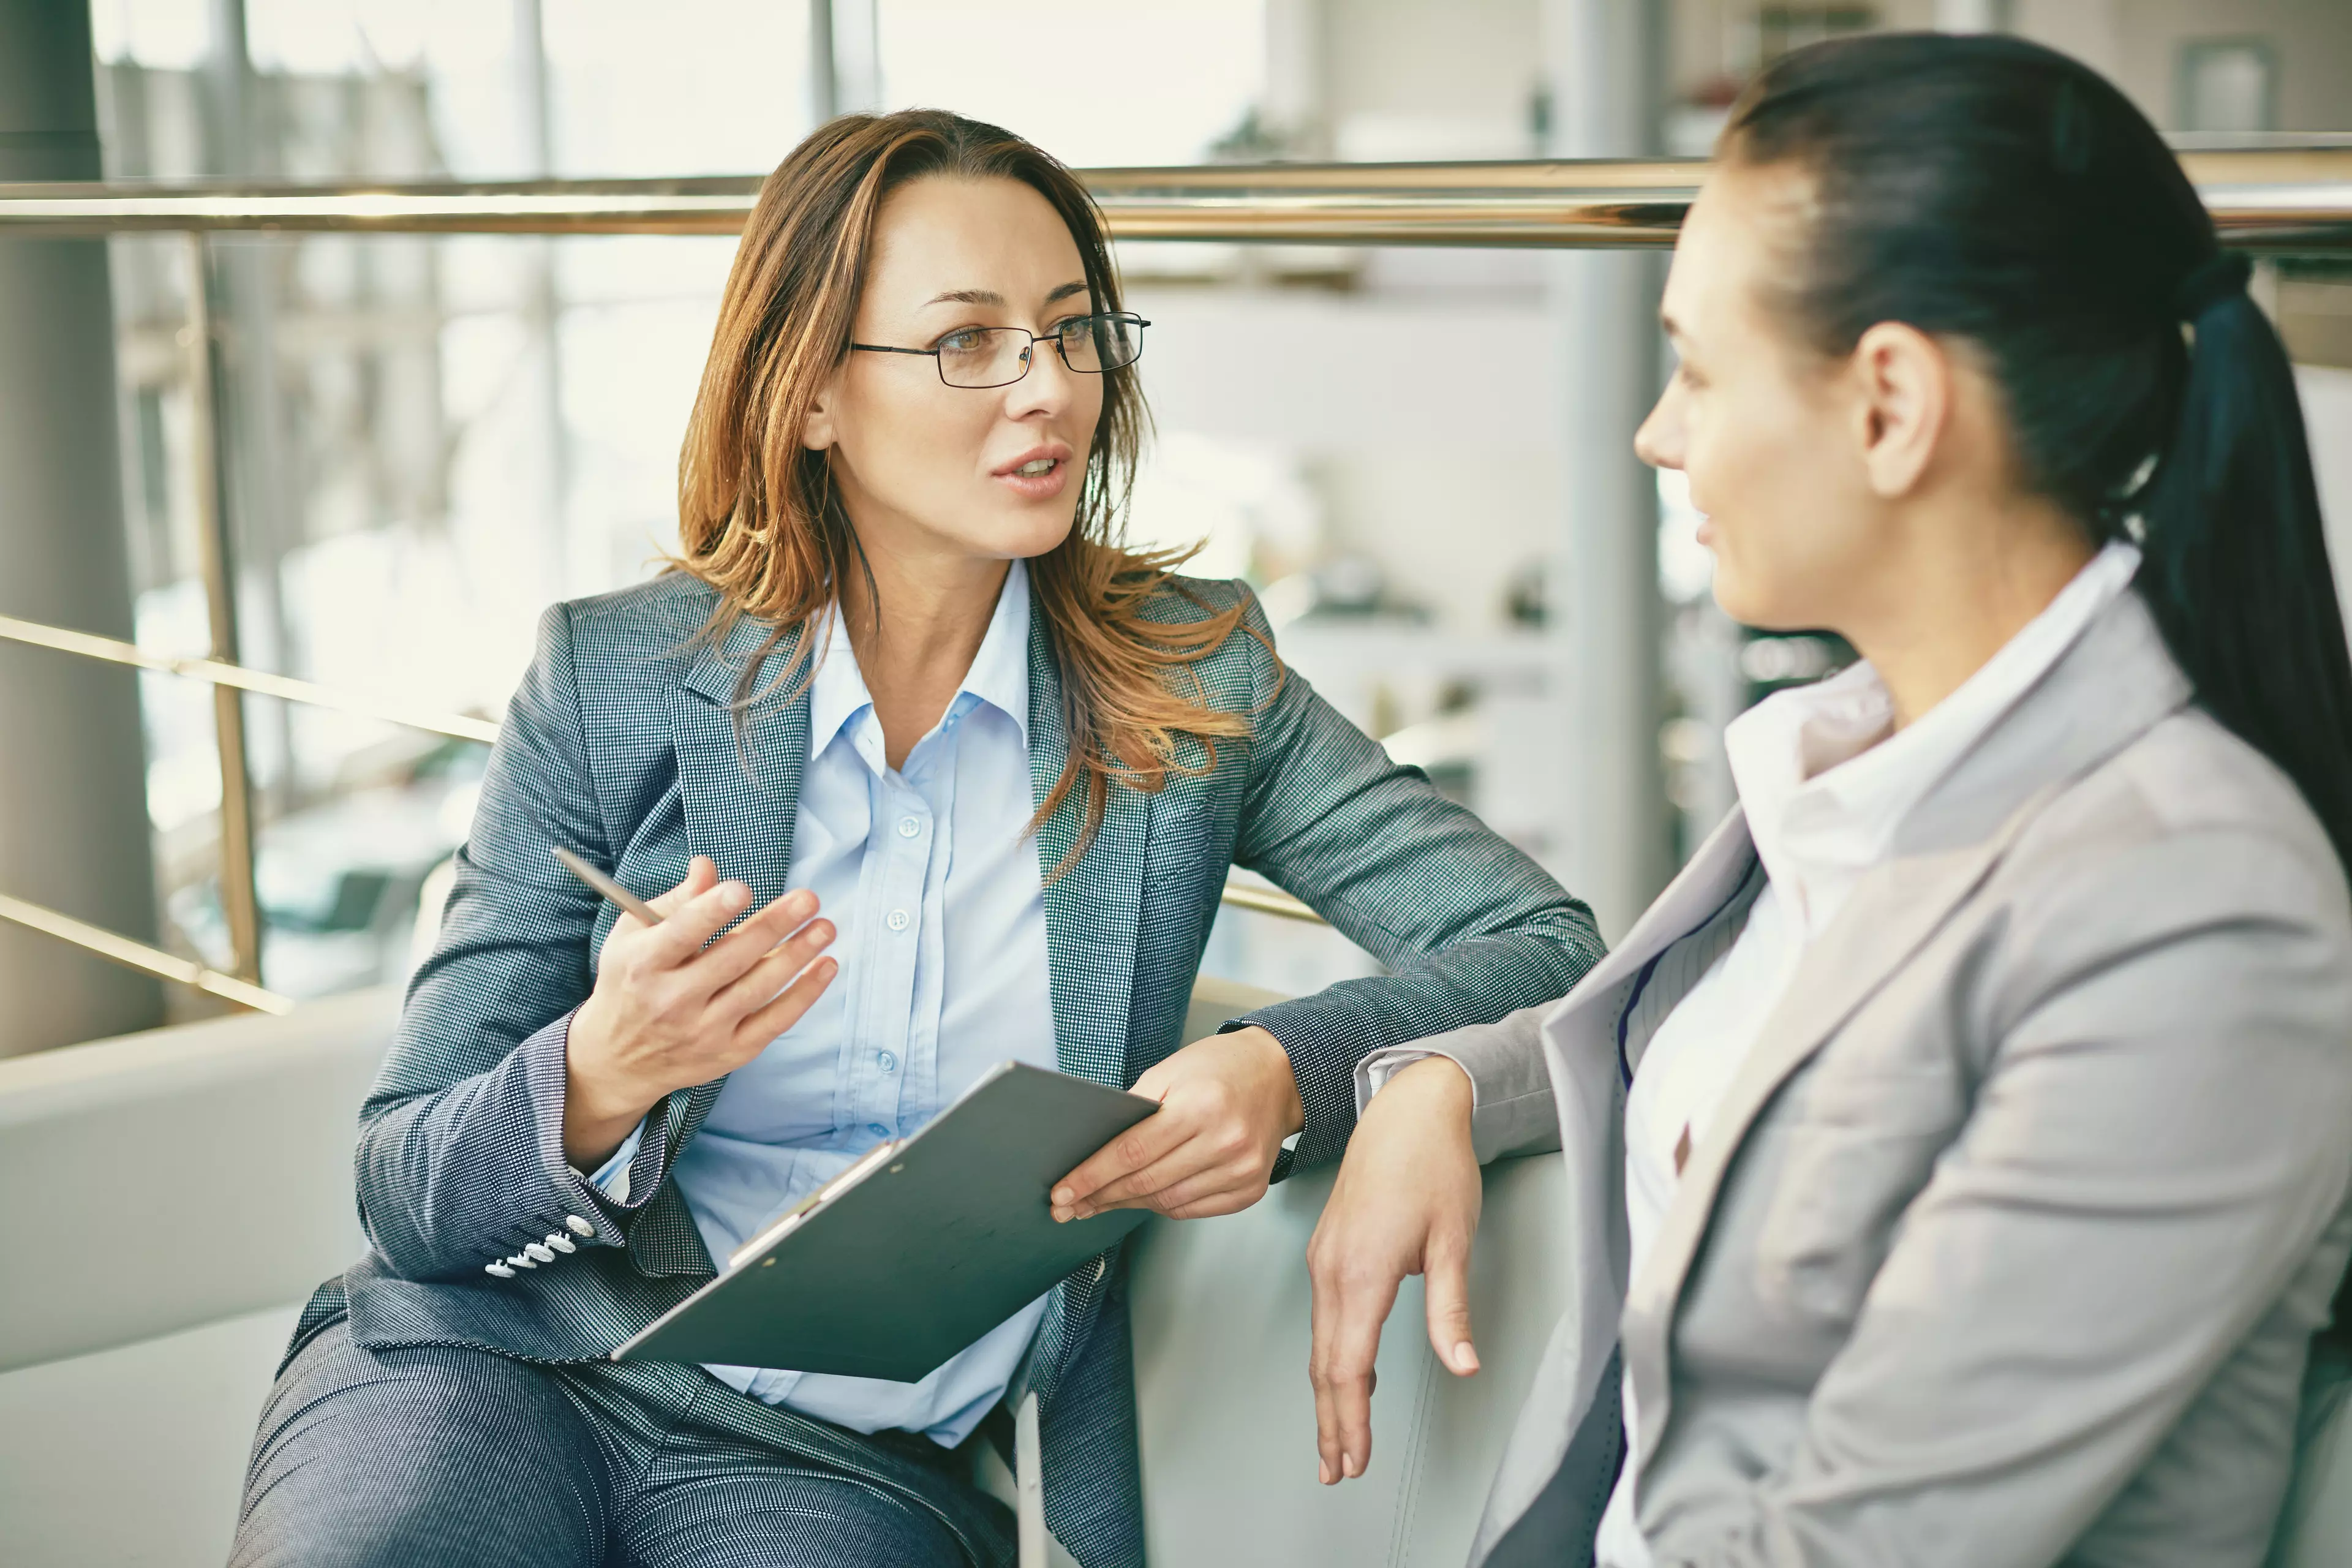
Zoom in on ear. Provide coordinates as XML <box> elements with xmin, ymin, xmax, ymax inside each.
<box><xmin>800</xmin><ymin>368</ymin><xmax>843</xmax><ymax>453</ymax></box>
<box><xmin>1848</xmin><ymin>321</ymin><xmax>1950</xmax><ymax>500</ymax></box>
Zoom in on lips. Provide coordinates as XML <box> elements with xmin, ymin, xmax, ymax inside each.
<box><xmin>991</xmin><ymin>442</ymin><xmax>1076</xmax><ymax>502</ymax></box>
<box><xmin>992</xmin><ymin>443</ymin><xmax>1073</xmax><ymax>478</ymax></box>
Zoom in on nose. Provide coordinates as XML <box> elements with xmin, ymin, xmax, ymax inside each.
<box><xmin>1003</xmin><ymin>332</ymin><xmax>1078</xmax><ymax>420</ymax></box>
<box><xmin>1634</xmin><ymin>378</ymin><xmax>1683</xmax><ymax>471</ymax></box>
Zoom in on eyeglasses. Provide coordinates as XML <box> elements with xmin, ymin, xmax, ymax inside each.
<box><xmin>851</xmin><ymin>311</ymin><xmax>1150</xmax><ymax>390</ymax></box>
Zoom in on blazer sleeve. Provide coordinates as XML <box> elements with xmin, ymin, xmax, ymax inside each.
<box><xmin>352</xmin><ymin>603</ymin><xmax>682</xmax><ymax>1283</ymax></box>
<box><xmin>1653</xmin><ymin>827</ymin><xmax>2352</xmax><ymax>1568</ymax></box>
<box><xmin>1223</xmin><ymin>592</ymin><xmax>1604</xmax><ymax>1170</ymax></box>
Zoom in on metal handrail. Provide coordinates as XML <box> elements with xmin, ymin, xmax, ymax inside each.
<box><xmin>0</xmin><ymin>892</ymin><xmax>290</xmax><ymax>1014</ymax></box>
<box><xmin>0</xmin><ymin>149</ymin><xmax>2348</xmax><ymax>248</ymax></box>
<box><xmin>0</xmin><ymin>612</ymin><xmax>500</xmax><ymax>744</ymax></box>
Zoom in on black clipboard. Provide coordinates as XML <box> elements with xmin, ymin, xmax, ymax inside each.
<box><xmin>612</xmin><ymin>1061</ymin><xmax>1159</xmax><ymax>1383</ymax></box>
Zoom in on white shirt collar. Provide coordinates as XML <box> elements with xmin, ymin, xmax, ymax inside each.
<box><xmin>1725</xmin><ymin>540</ymin><xmax>2141</xmax><ymax>937</ymax></box>
<box><xmin>805</xmin><ymin>559</ymin><xmax>1034</xmax><ymax>758</ymax></box>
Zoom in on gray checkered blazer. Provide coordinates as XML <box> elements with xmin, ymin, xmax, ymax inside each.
<box><xmin>318</xmin><ymin>569</ymin><xmax>1600</xmax><ymax>1567</ymax></box>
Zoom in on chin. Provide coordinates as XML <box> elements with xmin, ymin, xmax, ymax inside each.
<box><xmin>971</xmin><ymin>505</ymin><xmax>1079</xmax><ymax>564</ymax></box>
<box><xmin>1709</xmin><ymin>561</ymin><xmax>1790</xmax><ymax>633</ymax></box>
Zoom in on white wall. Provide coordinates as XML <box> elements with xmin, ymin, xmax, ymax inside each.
<box><xmin>2298</xmin><ymin>366</ymin><xmax>2352</xmax><ymax>617</ymax></box>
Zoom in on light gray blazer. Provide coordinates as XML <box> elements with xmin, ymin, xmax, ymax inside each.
<box><xmin>1403</xmin><ymin>589</ymin><xmax>2352</xmax><ymax>1567</ymax></box>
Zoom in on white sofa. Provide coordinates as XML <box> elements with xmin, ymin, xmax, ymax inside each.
<box><xmin>2</xmin><ymin>983</ymin><xmax>2346</xmax><ymax>1567</ymax></box>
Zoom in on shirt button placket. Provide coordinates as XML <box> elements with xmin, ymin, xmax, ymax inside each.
<box><xmin>870</xmin><ymin>788</ymin><xmax>924</xmax><ymax>1142</ymax></box>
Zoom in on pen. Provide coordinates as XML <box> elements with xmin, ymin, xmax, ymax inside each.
<box><xmin>552</xmin><ymin>845</ymin><xmax>665</xmax><ymax>926</ymax></box>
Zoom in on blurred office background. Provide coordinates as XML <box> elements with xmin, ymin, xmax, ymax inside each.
<box><xmin>4</xmin><ymin>0</ymin><xmax>2350</xmax><ymax>1052</ymax></box>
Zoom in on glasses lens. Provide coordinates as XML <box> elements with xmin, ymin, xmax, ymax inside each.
<box><xmin>938</xmin><ymin>327</ymin><xmax>1033</xmax><ymax>388</ymax></box>
<box><xmin>1061</xmin><ymin>313</ymin><xmax>1141</xmax><ymax>374</ymax></box>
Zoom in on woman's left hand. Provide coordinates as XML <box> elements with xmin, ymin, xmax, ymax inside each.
<box><xmin>1050</xmin><ymin>1026</ymin><xmax>1305</xmax><ymax>1223</ymax></box>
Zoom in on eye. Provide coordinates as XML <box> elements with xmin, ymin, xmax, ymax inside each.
<box><xmin>935</xmin><ymin>326</ymin><xmax>991</xmax><ymax>354</ymax></box>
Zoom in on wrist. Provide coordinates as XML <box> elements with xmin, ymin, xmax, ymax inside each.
<box><xmin>562</xmin><ymin>1009</ymin><xmax>660</xmax><ymax>1169</ymax></box>
<box><xmin>1236</xmin><ymin>1023</ymin><xmax>1305</xmax><ymax>1137</ymax></box>
<box><xmin>1387</xmin><ymin>1054</ymin><xmax>1473</xmax><ymax>1123</ymax></box>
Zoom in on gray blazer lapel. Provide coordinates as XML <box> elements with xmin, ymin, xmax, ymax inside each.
<box><xmin>1024</xmin><ymin>611</ymin><xmax>1143</xmax><ymax>1090</ymax></box>
<box><xmin>665</xmin><ymin>616</ymin><xmax>812</xmax><ymax>1151</ymax></box>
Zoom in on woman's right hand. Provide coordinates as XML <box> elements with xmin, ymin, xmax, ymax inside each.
<box><xmin>1306</xmin><ymin>1054</ymin><xmax>1485</xmax><ymax>1485</ymax></box>
<box><xmin>562</xmin><ymin>855</ymin><xmax>838</xmax><ymax>1169</ymax></box>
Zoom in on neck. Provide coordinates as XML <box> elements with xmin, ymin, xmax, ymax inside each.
<box><xmin>1836</xmin><ymin>494</ymin><xmax>2096</xmax><ymax>729</ymax></box>
<box><xmin>835</xmin><ymin>529</ymin><xmax>1012</xmax><ymax>771</ymax></box>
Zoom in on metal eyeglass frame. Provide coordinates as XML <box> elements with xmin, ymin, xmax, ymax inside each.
<box><xmin>849</xmin><ymin>311</ymin><xmax>1150</xmax><ymax>388</ymax></box>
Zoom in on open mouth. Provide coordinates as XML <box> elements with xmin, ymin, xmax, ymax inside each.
<box><xmin>1013</xmin><ymin>458</ymin><xmax>1057</xmax><ymax>477</ymax></box>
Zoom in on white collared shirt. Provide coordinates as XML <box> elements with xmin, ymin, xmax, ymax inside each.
<box><xmin>1595</xmin><ymin>541</ymin><xmax>2143</xmax><ymax>1565</ymax></box>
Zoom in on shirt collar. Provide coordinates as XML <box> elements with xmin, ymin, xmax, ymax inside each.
<box><xmin>803</xmin><ymin>559</ymin><xmax>1034</xmax><ymax>758</ymax></box>
<box><xmin>960</xmin><ymin>559</ymin><xmax>1033</xmax><ymax>745</ymax></box>
<box><xmin>1727</xmin><ymin>540</ymin><xmax>2141</xmax><ymax>930</ymax></box>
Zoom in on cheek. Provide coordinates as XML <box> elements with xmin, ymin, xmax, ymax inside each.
<box><xmin>1687</xmin><ymin>390</ymin><xmax>1822</xmax><ymax>619</ymax></box>
<box><xmin>837</xmin><ymin>378</ymin><xmax>989</xmax><ymax>496</ymax></box>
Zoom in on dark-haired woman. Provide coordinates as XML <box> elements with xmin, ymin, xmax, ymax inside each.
<box><xmin>226</xmin><ymin>113</ymin><xmax>1598</xmax><ymax>1568</ymax></box>
<box><xmin>1306</xmin><ymin>32</ymin><xmax>2352</xmax><ymax>1568</ymax></box>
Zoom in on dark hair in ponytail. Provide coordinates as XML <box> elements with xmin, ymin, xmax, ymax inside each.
<box><xmin>1723</xmin><ymin>32</ymin><xmax>2352</xmax><ymax>875</ymax></box>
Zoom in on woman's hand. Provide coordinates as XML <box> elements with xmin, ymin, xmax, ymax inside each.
<box><xmin>563</xmin><ymin>856</ymin><xmax>838</xmax><ymax>1169</ymax></box>
<box><xmin>1049</xmin><ymin>1025</ymin><xmax>1305</xmax><ymax>1223</ymax></box>
<box><xmin>1306</xmin><ymin>1054</ymin><xmax>1483</xmax><ymax>1485</ymax></box>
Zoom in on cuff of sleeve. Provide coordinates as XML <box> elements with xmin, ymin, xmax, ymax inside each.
<box><xmin>1224</xmin><ymin>994</ymin><xmax>1385</xmax><ymax>1170</ymax></box>
<box><xmin>580</xmin><ymin>1120</ymin><xmax>649</xmax><ymax>1204</ymax></box>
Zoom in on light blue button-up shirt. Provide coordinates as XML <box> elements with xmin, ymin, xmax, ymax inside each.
<box><xmin>593</xmin><ymin>562</ymin><xmax>1057</xmax><ymax>1446</ymax></box>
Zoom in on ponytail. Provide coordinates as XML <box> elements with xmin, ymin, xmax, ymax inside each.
<box><xmin>2135</xmin><ymin>254</ymin><xmax>2352</xmax><ymax>873</ymax></box>
<box><xmin>1724</xmin><ymin>32</ymin><xmax>2352</xmax><ymax>879</ymax></box>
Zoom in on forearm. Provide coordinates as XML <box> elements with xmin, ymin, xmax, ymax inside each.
<box><xmin>356</xmin><ymin>1012</ymin><xmax>635</xmax><ymax>1280</ymax></box>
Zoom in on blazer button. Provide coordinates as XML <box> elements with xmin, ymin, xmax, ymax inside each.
<box><xmin>523</xmin><ymin>1242</ymin><xmax>556</xmax><ymax>1264</ymax></box>
<box><xmin>485</xmin><ymin>1262</ymin><xmax>516</xmax><ymax>1279</ymax></box>
<box><xmin>545</xmin><ymin>1232</ymin><xmax>577</xmax><ymax>1254</ymax></box>
<box><xmin>565</xmin><ymin>1215</ymin><xmax>595</xmax><ymax>1237</ymax></box>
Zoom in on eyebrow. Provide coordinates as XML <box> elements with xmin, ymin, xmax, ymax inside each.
<box><xmin>922</xmin><ymin>280</ymin><xmax>1093</xmax><ymax>309</ymax></box>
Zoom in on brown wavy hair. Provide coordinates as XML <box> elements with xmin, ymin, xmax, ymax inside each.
<box><xmin>673</xmin><ymin>109</ymin><xmax>1265</xmax><ymax>875</ymax></box>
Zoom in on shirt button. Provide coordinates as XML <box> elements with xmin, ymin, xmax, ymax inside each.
<box><xmin>868</xmin><ymin>1123</ymin><xmax>891</xmax><ymax>1139</ymax></box>
<box><xmin>877</xmin><ymin>1051</ymin><xmax>897</xmax><ymax>1072</ymax></box>
<box><xmin>897</xmin><ymin>816</ymin><xmax>921</xmax><ymax>838</ymax></box>
<box><xmin>886</xmin><ymin>908</ymin><xmax>911</xmax><ymax>932</ymax></box>
<box><xmin>564</xmin><ymin>1215</ymin><xmax>595</xmax><ymax>1237</ymax></box>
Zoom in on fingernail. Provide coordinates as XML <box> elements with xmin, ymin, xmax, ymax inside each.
<box><xmin>1342</xmin><ymin>1453</ymin><xmax>1359</xmax><ymax>1479</ymax></box>
<box><xmin>1052</xmin><ymin>1186</ymin><xmax>1072</xmax><ymax>1205</ymax></box>
<box><xmin>722</xmin><ymin>883</ymin><xmax>750</xmax><ymax>909</ymax></box>
<box><xmin>810</xmin><ymin>920</ymin><xmax>834</xmax><ymax>944</ymax></box>
<box><xmin>1453</xmin><ymin>1343</ymin><xmax>1479</xmax><ymax>1373</ymax></box>
<box><xmin>1318</xmin><ymin>1461</ymin><xmax>1331</xmax><ymax>1485</ymax></box>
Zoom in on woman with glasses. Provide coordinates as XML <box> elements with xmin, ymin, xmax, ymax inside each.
<box><xmin>228</xmin><ymin>110</ymin><xmax>1600</xmax><ymax>1568</ymax></box>
<box><xmin>1304</xmin><ymin>33</ymin><xmax>2352</xmax><ymax>1568</ymax></box>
